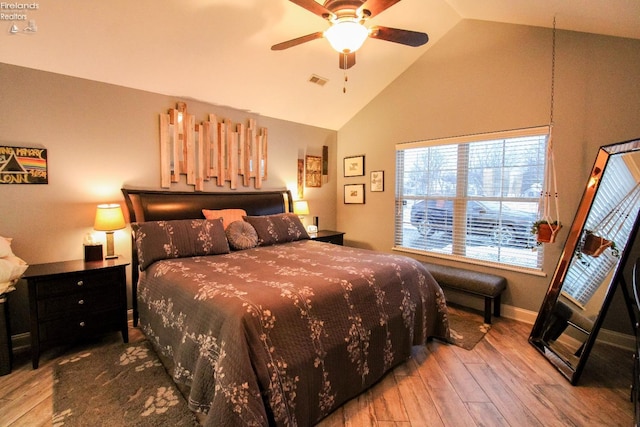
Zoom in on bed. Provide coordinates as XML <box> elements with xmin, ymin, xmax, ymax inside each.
<box><xmin>121</xmin><ymin>187</ymin><xmax>450</xmax><ymax>426</ymax></box>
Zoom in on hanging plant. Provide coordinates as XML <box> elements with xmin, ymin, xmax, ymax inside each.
<box><xmin>580</xmin><ymin>182</ymin><xmax>640</xmax><ymax>258</ymax></box>
<box><xmin>580</xmin><ymin>230</ymin><xmax>618</xmax><ymax>258</ymax></box>
<box><xmin>531</xmin><ymin>219</ymin><xmax>562</xmax><ymax>244</ymax></box>
<box><xmin>532</xmin><ymin>127</ymin><xmax>562</xmax><ymax>245</ymax></box>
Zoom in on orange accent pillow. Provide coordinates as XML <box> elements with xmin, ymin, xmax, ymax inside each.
<box><xmin>202</xmin><ymin>209</ymin><xmax>247</xmax><ymax>229</ymax></box>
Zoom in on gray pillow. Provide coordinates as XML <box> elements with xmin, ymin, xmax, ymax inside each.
<box><xmin>243</xmin><ymin>213</ymin><xmax>309</xmax><ymax>246</ymax></box>
<box><xmin>132</xmin><ymin>218</ymin><xmax>229</xmax><ymax>270</ymax></box>
<box><xmin>226</xmin><ymin>220</ymin><xmax>259</xmax><ymax>250</ymax></box>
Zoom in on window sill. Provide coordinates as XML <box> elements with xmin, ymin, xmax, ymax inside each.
<box><xmin>391</xmin><ymin>246</ymin><xmax>548</xmax><ymax>277</ymax></box>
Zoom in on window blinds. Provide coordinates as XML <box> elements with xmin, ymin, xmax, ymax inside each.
<box><xmin>395</xmin><ymin>127</ymin><xmax>548</xmax><ymax>270</ymax></box>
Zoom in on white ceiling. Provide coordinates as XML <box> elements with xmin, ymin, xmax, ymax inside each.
<box><xmin>2</xmin><ymin>0</ymin><xmax>639</xmax><ymax>130</ymax></box>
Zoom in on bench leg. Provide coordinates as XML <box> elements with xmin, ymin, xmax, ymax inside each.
<box><xmin>484</xmin><ymin>297</ymin><xmax>492</xmax><ymax>324</ymax></box>
<box><xmin>482</xmin><ymin>295</ymin><xmax>502</xmax><ymax>324</ymax></box>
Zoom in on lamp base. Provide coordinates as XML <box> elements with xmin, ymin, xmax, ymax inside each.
<box><xmin>105</xmin><ymin>231</ymin><xmax>117</xmax><ymax>259</ymax></box>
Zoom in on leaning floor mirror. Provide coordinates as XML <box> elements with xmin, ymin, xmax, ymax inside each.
<box><xmin>529</xmin><ymin>138</ymin><xmax>640</xmax><ymax>385</ymax></box>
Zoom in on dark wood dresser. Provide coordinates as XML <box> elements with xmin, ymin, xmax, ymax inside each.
<box><xmin>23</xmin><ymin>258</ymin><xmax>129</xmax><ymax>368</ymax></box>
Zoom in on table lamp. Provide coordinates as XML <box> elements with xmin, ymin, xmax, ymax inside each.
<box><xmin>293</xmin><ymin>200</ymin><xmax>317</xmax><ymax>233</ymax></box>
<box><xmin>94</xmin><ymin>204</ymin><xmax>126</xmax><ymax>259</ymax></box>
<box><xmin>293</xmin><ymin>200</ymin><xmax>310</xmax><ymax>217</ymax></box>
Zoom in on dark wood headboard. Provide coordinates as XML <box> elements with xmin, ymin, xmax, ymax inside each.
<box><xmin>121</xmin><ymin>188</ymin><xmax>293</xmax><ymax>223</ymax></box>
<box><xmin>120</xmin><ymin>187</ymin><xmax>293</xmax><ymax>325</ymax></box>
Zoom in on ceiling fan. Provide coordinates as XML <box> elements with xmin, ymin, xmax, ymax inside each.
<box><xmin>271</xmin><ymin>0</ymin><xmax>429</xmax><ymax>70</ymax></box>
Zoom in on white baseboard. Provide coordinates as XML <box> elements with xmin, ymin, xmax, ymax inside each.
<box><xmin>500</xmin><ymin>304</ymin><xmax>539</xmax><ymax>325</ymax></box>
<box><xmin>500</xmin><ymin>303</ymin><xmax>634</xmax><ymax>351</ymax></box>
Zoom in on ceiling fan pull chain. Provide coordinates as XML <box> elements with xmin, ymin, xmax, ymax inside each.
<box><xmin>343</xmin><ymin>53</ymin><xmax>348</xmax><ymax>93</ymax></box>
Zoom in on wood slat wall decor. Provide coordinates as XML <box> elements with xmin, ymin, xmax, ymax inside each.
<box><xmin>159</xmin><ymin>102</ymin><xmax>268</xmax><ymax>191</ymax></box>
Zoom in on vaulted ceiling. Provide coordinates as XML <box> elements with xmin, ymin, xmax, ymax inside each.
<box><xmin>3</xmin><ymin>0</ymin><xmax>639</xmax><ymax>130</ymax></box>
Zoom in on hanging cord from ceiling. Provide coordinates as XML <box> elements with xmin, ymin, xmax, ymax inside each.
<box><xmin>549</xmin><ymin>16</ymin><xmax>557</xmax><ymax>128</ymax></box>
<box><xmin>539</xmin><ymin>15</ymin><xmax>561</xmax><ymax>231</ymax></box>
<box><xmin>342</xmin><ymin>53</ymin><xmax>349</xmax><ymax>93</ymax></box>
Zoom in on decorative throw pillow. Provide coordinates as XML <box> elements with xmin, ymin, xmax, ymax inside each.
<box><xmin>225</xmin><ymin>220</ymin><xmax>259</xmax><ymax>250</ymax></box>
<box><xmin>243</xmin><ymin>213</ymin><xmax>310</xmax><ymax>246</ymax></box>
<box><xmin>202</xmin><ymin>209</ymin><xmax>247</xmax><ymax>230</ymax></box>
<box><xmin>132</xmin><ymin>218</ymin><xmax>230</xmax><ymax>270</ymax></box>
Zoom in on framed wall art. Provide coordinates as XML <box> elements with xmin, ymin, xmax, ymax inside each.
<box><xmin>305</xmin><ymin>155</ymin><xmax>322</xmax><ymax>188</ymax></box>
<box><xmin>343</xmin><ymin>155</ymin><xmax>364</xmax><ymax>177</ymax></box>
<box><xmin>370</xmin><ymin>170</ymin><xmax>384</xmax><ymax>192</ymax></box>
<box><xmin>322</xmin><ymin>145</ymin><xmax>329</xmax><ymax>177</ymax></box>
<box><xmin>0</xmin><ymin>145</ymin><xmax>48</xmax><ymax>184</ymax></box>
<box><xmin>297</xmin><ymin>158</ymin><xmax>304</xmax><ymax>198</ymax></box>
<box><xmin>344</xmin><ymin>184</ymin><xmax>365</xmax><ymax>204</ymax></box>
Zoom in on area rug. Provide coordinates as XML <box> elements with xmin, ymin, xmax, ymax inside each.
<box><xmin>52</xmin><ymin>340</ymin><xmax>198</xmax><ymax>427</ymax></box>
<box><xmin>447</xmin><ymin>309</ymin><xmax>491</xmax><ymax>350</ymax></box>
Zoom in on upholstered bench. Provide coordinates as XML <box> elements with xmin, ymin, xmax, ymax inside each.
<box><xmin>422</xmin><ymin>262</ymin><xmax>507</xmax><ymax>324</ymax></box>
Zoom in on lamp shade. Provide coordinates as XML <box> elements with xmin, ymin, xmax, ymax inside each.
<box><xmin>94</xmin><ymin>204</ymin><xmax>126</xmax><ymax>231</ymax></box>
<box><xmin>324</xmin><ymin>20</ymin><xmax>369</xmax><ymax>53</ymax></box>
<box><xmin>293</xmin><ymin>200</ymin><xmax>310</xmax><ymax>216</ymax></box>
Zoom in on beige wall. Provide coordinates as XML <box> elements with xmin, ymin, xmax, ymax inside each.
<box><xmin>0</xmin><ymin>63</ymin><xmax>337</xmax><ymax>333</ymax></box>
<box><xmin>336</xmin><ymin>20</ymin><xmax>640</xmax><ymax>321</ymax></box>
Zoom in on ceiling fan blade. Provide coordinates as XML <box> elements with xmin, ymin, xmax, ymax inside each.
<box><xmin>339</xmin><ymin>52</ymin><xmax>356</xmax><ymax>70</ymax></box>
<box><xmin>271</xmin><ymin>32</ymin><xmax>324</xmax><ymax>51</ymax></box>
<box><xmin>358</xmin><ymin>0</ymin><xmax>402</xmax><ymax>18</ymax></box>
<box><xmin>288</xmin><ymin>0</ymin><xmax>332</xmax><ymax>19</ymax></box>
<box><xmin>369</xmin><ymin>26</ymin><xmax>428</xmax><ymax>47</ymax></box>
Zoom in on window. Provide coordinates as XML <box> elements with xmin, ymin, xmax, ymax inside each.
<box><xmin>394</xmin><ymin>127</ymin><xmax>549</xmax><ymax>270</ymax></box>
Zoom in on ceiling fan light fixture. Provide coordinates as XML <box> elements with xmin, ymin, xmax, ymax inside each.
<box><xmin>324</xmin><ymin>20</ymin><xmax>369</xmax><ymax>53</ymax></box>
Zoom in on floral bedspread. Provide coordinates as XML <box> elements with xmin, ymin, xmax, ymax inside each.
<box><xmin>138</xmin><ymin>240</ymin><xmax>449</xmax><ymax>426</ymax></box>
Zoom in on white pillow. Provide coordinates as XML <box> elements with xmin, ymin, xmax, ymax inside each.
<box><xmin>0</xmin><ymin>236</ymin><xmax>12</xmax><ymax>258</ymax></box>
<box><xmin>0</xmin><ymin>281</ymin><xmax>14</xmax><ymax>294</ymax></box>
<box><xmin>0</xmin><ymin>256</ymin><xmax>28</xmax><ymax>283</ymax></box>
<box><xmin>0</xmin><ymin>236</ymin><xmax>28</xmax><ymax>293</ymax></box>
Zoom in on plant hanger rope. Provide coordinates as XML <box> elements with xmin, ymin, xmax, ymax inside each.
<box><xmin>539</xmin><ymin>16</ymin><xmax>561</xmax><ymax>236</ymax></box>
<box><xmin>541</xmin><ymin>132</ymin><xmax>560</xmax><ymax>225</ymax></box>
<box><xmin>592</xmin><ymin>181</ymin><xmax>640</xmax><ymax>239</ymax></box>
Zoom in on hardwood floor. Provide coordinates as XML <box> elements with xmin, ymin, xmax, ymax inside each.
<box><xmin>0</xmin><ymin>309</ymin><xmax>634</xmax><ymax>426</ymax></box>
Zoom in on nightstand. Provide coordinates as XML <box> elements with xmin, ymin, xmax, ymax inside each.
<box><xmin>310</xmin><ymin>230</ymin><xmax>345</xmax><ymax>245</ymax></box>
<box><xmin>23</xmin><ymin>258</ymin><xmax>129</xmax><ymax>368</ymax></box>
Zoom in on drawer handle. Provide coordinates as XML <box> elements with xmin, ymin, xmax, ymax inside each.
<box><xmin>79</xmin><ymin>321</ymin><xmax>86</xmax><ymax>327</ymax></box>
<box><xmin>78</xmin><ymin>299</ymin><xmax>85</xmax><ymax>305</ymax></box>
<box><xmin>77</xmin><ymin>280</ymin><xmax>84</xmax><ymax>287</ymax></box>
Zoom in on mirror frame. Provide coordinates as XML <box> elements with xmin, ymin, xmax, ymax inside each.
<box><xmin>529</xmin><ymin>138</ymin><xmax>640</xmax><ymax>385</ymax></box>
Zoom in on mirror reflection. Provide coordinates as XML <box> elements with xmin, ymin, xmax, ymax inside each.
<box><xmin>530</xmin><ymin>139</ymin><xmax>640</xmax><ymax>384</ymax></box>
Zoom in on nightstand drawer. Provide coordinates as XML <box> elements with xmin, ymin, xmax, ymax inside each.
<box><xmin>34</xmin><ymin>269</ymin><xmax>120</xmax><ymax>298</ymax></box>
<box><xmin>39</xmin><ymin>309</ymin><xmax>122</xmax><ymax>343</ymax></box>
<box><xmin>37</xmin><ymin>289</ymin><xmax>121</xmax><ymax>319</ymax></box>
